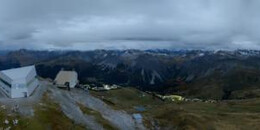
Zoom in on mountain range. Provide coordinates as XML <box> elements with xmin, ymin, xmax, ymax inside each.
<box><xmin>1</xmin><ymin>49</ymin><xmax>260</xmax><ymax>100</ymax></box>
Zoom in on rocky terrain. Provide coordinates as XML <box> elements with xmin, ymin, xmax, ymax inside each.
<box><xmin>0</xmin><ymin>80</ymin><xmax>145</xmax><ymax>130</ymax></box>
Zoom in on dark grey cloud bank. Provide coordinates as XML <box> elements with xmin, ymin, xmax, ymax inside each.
<box><xmin>0</xmin><ymin>0</ymin><xmax>260</xmax><ymax>50</ymax></box>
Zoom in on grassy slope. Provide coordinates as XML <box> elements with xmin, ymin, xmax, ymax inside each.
<box><xmin>77</xmin><ymin>103</ymin><xmax>118</xmax><ymax>130</ymax></box>
<box><xmin>90</xmin><ymin>87</ymin><xmax>260</xmax><ymax>130</ymax></box>
<box><xmin>0</xmin><ymin>93</ymin><xmax>86</xmax><ymax>130</ymax></box>
<box><xmin>181</xmin><ymin>68</ymin><xmax>260</xmax><ymax>100</ymax></box>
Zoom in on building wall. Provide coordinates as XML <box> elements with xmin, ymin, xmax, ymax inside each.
<box><xmin>26</xmin><ymin>66</ymin><xmax>39</xmax><ymax>96</ymax></box>
<box><xmin>69</xmin><ymin>72</ymin><xmax>78</xmax><ymax>88</ymax></box>
<box><xmin>69</xmin><ymin>77</ymin><xmax>78</xmax><ymax>88</ymax></box>
<box><xmin>27</xmin><ymin>78</ymin><xmax>39</xmax><ymax>96</ymax></box>
<box><xmin>10</xmin><ymin>79</ymin><xmax>39</xmax><ymax>98</ymax></box>
<box><xmin>0</xmin><ymin>72</ymin><xmax>12</xmax><ymax>97</ymax></box>
<box><xmin>11</xmin><ymin>84</ymin><xmax>28</xmax><ymax>98</ymax></box>
<box><xmin>56</xmin><ymin>76</ymin><xmax>78</xmax><ymax>88</ymax></box>
<box><xmin>1</xmin><ymin>66</ymin><xmax>39</xmax><ymax>98</ymax></box>
<box><xmin>0</xmin><ymin>80</ymin><xmax>11</xmax><ymax>97</ymax></box>
<box><xmin>26</xmin><ymin>67</ymin><xmax>37</xmax><ymax>83</ymax></box>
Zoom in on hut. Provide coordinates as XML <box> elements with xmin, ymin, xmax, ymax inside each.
<box><xmin>54</xmin><ymin>70</ymin><xmax>78</xmax><ymax>89</ymax></box>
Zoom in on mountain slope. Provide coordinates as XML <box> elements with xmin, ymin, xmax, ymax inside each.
<box><xmin>2</xmin><ymin>49</ymin><xmax>260</xmax><ymax>99</ymax></box>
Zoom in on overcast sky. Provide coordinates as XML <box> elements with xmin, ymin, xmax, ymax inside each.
<box><xmin>0</xmin><ymin>0</ymin><xmax>260</xmax><ymax>50</ymax></box>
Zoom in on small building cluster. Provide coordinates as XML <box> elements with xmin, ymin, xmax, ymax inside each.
<box><xmin>150</xmin><ymin>92</ymin><xmax>217</xmax><ymax>103</ymax></box>
<box><xmin>83</xmin><ymin>84</ymin><xmax>120</xmax><ymax>91</ymax></box>
<box><xmin>0</xmin><ymin>65</ymin><xmax>39</xmax><ymax>98</ymax></box>
<box><xmin>161</xmin><ymin>95</ymin><xmax>184</xmax><ymax>102</ymax></box>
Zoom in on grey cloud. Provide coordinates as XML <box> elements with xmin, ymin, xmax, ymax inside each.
<box><xmin>0</xmin><ymin>0</ymin><xmax>260</xmax><ymax>50</ymax></box>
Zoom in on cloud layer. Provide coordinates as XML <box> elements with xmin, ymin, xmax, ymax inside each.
<box><xmin>0</xmin><ymin>0</ymin><xmax>260</xmax><ymax>50</ymax></box>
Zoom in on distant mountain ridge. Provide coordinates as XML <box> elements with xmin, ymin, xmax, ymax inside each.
<box><xmin>1</xmin><ymin>49</ymin><xmax>260</xmax><ymax>100</ymax></box>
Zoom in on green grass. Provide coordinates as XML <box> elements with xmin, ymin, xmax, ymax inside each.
<box><xmin>0</xmin><ymin>109</ymin><xmax>24</xmax><ymax>130</ymax></box>
<box><xmin>2</xmin><ymin>87</ymin><xmax>259</xmax><ymax>129</ymax></box>
<box><xmin>27</xmin><ymin>93</ymin><xmax>86</xmax><ymax>130</ymax></box>
<box><xmin>90</xmin><ymin>87</ymin><xmax>164</xmax><ymax>112</ymax></box>
<box><xmin>77</xmin><ymin>103</ymin><xmax>118</xmax><ymax>130</ymax></box>
<box><xmin>0</xmin><ymin>93</ymin><xmax>86</xmax><ymax>130</ymax></box>
<box><xmin>90</xmin><ymin>87</ymin><xmax>260</xmax><ymax>130</ymax></box>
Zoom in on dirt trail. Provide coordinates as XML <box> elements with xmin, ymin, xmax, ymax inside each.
<box><xmin>69</xmin><ymin>89</ymin><xmax>146</xmax><ymax>130</ymax></box>
<box><xmin>48</xmin><ymin>86</ymin><xmax>104</xmax><ymax>130</ymax></box>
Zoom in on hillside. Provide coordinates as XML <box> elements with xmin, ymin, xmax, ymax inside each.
<box><xmin>90</xmin><ymin>87</ymin><xmax>260</xmax><ymax>129</ymax></box>
<box><xmin>1</xmin><ymin>49</ymin><xmax>260</xmax><ymax>100</ymax></box>
<box><xmin>0</xmin><ymin>80</ymin><xmax>144</xmax><ymax>130</ymax></box>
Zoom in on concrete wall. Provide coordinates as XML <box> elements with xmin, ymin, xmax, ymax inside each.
<box><xmin>6</xmin><ymin>66</ymin><xmax>39</xmax><ymax>98</ymax></box>
<box><xmin>11</xmin><ymin>84</ymin><xmax>27</xmax><ymax>98</ymax></box>
<box><xmin>27</xmin><ymin>78</ymin><xmax>39</xmax><ymax>96</ymax></box>
<box><xmin>69</xmin><ymin>78</ymin><xmax>78</xmax><ymax>88</ymax></box>
<box><xmin>0</xmin><ymin>72</ymin><xmax>12</xmax><ymax>97</ymax></box>
<box><xmin>26</xmin><ymin>67</ymin><xmax>37</xmax><ymax>83</ymax></box>
<box><xmin>26</xmin><ymin>66</ymin><xmax>39</xmax><ymax>96</ymax></box>
<box><xmin>0</xmin><ymin>80</ymin><xmax>11</xmax><ymax>97</ymax></box>
<box><xmin>10</xmin><ymin>78</ymin><xmax>39</xmax><ymax>98</ymax></box>
<box><xmin>70</xmin><ymin>72</ymin><xmax>78</xmax><ymax>88</ymax></box>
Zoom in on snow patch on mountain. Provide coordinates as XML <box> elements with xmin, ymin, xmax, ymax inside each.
<box><xmin>141</xmin><ymin>69</ymin><xmax>146</xmax><ymax>82</ymax></box>
<box><xmin>150</xmin><ymin>70</ymin><xmax>162</xmax><ymax>85</ymax></box>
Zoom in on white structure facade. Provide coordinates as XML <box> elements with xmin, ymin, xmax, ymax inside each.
<box><xmin>0</xmin><ymin>65</ymin><xmax>39</xmax><ymax>98</ymax></box>
<box><xmin>54</xmin><ymin>70</ymin><xmax>78</xmax><ymax>88</ymax></box>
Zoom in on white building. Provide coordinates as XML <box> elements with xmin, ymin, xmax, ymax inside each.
<box><xmin>54</xmin><ymin>70</ymin><xmax>78</xmax><ymax>88</ymax></box>
<box><xmin>0</xmin><ymin>65</ymin><xmax>39</xmax><ymax>98</ymax></box>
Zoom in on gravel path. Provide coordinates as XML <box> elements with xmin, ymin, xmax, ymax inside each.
<box><xmin>69</xmin><ymin>89</ymin><xmax>146</xmax><ymax>130</ymax></box>
<box><xmin>48</xmin><ymin>86</ymin><xmax>104</xmax><ymax>130</ymax></box>
<box><xmin>0</xmin><ymin>80</ymin><xmax>146</xmax><ymax>130</ymax></box>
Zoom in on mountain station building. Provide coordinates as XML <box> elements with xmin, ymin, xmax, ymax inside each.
<box><xmin>0</xmin><ymin>65</ymin><xmax>39</xmax><ymax>98</ymax></box>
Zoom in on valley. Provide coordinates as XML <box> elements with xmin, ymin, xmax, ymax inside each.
<box><xmin>2</xmin><ymin>49</ymin><xmax>260</xmax><ymax>100</ymax></box>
